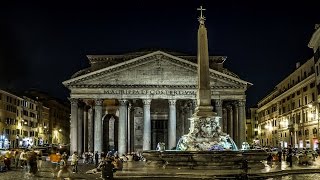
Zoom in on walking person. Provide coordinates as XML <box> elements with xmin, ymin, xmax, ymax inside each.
<box><xmin>95</xmin><ymin>151</ymin><xmax>99</xmax><ymax>167</ymax></box>
<box><xmin>14</xmin><ymin>150</ymin><xmax>20</xmax><ymax>169</ymax></box>
<box><xmin>278</xmin><ymin>146</ymin><xmax>282</xmax><ymax>162</ymax></box>
<box><xmin>36</xmin><ymin>150</ymin><xmax>43</xmax><ymax>171</ymax></box>
<box><xmin>288</xmin><ymin>145</ymin><xmax>293</xmax><ymax>167</ymax></box>
<box><xmin>62</xmin><ymin>152</ymin><xmax>68</xmax><ymax>162</ymax></box>
<box><xmin>57</xmin><ymin>157</ymin><xmax>71</xmax><ymax>179</ymax></box>
<box><xmin>19</xmin><ymin>150</ymin><xmax>27</xmax><ymax>169</ymax></box>
<box><xmin>49</xmin><ymin>151</ymin><xmax>61</xmax><ymax>178</ymax></box>
<box><xmin>71</xmin><ymin>151</ymin><xmax>79</xmax><ymax>173</ymax></box>
<box><xmin>28</xmin><ymin>150</ymin><xmax>38</xmax><ymax>176</ymax></box>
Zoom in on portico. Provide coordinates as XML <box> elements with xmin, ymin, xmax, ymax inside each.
<box><xmin>63</xmin><ymin>50</ymin><xmax>251</xmax><ymax>155</ymax></box>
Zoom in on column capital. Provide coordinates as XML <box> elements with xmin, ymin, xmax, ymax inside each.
<box><xmin>192</xmin><ymin>99</ymin><xmax>197</xmax><ymax>107</ymax></box>
<box><xmin>215</xmin><ymin>99</ymin><xmax>223</xmax><ymax>107</ymax></box>
<box><xmin>83</xmin><ymin>99</ymin><xmax>95</xmax><ymax>107</ymax></box>
<box><xmin>69</xmin><ymin>98</ymin><xmax>79</xmax><ymax>106</ymax></box>
<box><xmin>226</xmin><ymin>105</ymin><xmax>233</xmax><ymax>110</ymax></box>
<box><xmin>95</xmin><ymin>99</ymin><xmax>103</xmax><ymax>106</ymax></box>
<box><xmin>168</xmin><ymin>99</ymin><xmax>176</xmax><ymax>106</ymax></box>
<box><xmin>237</xmin><ymin>100</ymin><xmax>246</xmax><ymax>107</ymax></box>
<box><xmin>142</xmin><ymin>99</ymin><xmax>152</xmax><ymax>105</ymax></box>
<box><xmin>119</xmin><ymin>99</ymin><xmax>128</xmax><ymax>106</ymax></box>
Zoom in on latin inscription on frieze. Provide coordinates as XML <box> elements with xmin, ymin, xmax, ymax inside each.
<box><xmin>103</xmin><ymin>89</ymin><xmax>197</xmax><ymax>96</ymax></box>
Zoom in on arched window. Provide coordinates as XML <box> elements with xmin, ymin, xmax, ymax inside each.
<box><xmin>305</xmin><ymin>129</ymin><xmax>309</xmax><ymax>136</ymax></box>
<box><xmin>313</xmin><ymin>128</ymin><xmax>317</xmax><ymax>134</ymax></box>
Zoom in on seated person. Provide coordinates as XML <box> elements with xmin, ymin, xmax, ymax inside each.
<box><xmin>112</xmin><ymin>156</ymin><xmax>123</xmax><ymax>171</ymax></box>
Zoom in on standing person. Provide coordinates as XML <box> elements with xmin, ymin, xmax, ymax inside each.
<box><xmin>88</xmin><ymin>151</ymin><xmax>94</xmax><ymax>164</ymax></box>
<box><xmin>288</xmin><ymin>145</ymin><xmax>293</xmax><ymax>167</ymax></box>
<box><xmin>28</xmin><ymin>150</ymin><xmax>38</xmax><ymax>176</ymax></box>
<box><xmin>19</xmin><ymin>150</ymin><xmax>27</xmax><ymax>169</ymax></box>
<box><xmin>101</xmin><ymin>159</ymin><xmax>115</xmax><ymax>180</ymax></box>
<box><xmin>37</xmin><ymin>150</ymin><xmax>43</xmax><ymax>171</ymax></box>
<box><xmin>94</xmin><ymin>151</ymin><xmax>99</xmax><ymax>167</ymax></box>
<box><xmin>62</xmin><ymin>152</ymin><xmax>68</xmax><ymax>162</ymax></box>
<box><xmin>14</xmin><ymin>150</ymin><xmax>20</xmax><ymax>168</ymax></box>
<box><xmin>4</xmin><ymin>151</ymin><xmax>11</xmax><ymax>171</ymax></box>
<box><xmin>49</xmin><ymin>152</ymin><xmax>61</xmax><ymax>178</ymax></box>
<box><xmin>57</xmin><ymin>157</ymin><xmax>71</xmax><ymax>179</ymax></box>
<box><xmin>112</xmin><ymin>155</ymin><xmax>123</xmax><ymax>171</ymax></box>
<box><xmin>101</xmin><ymin>151</ymin><xmax>106</xmax><ymax>161</ymax></box>
<box><xmin>278</xmin><ymin>150</ymin><xmax>282</xmax><ymax>162</ymax></box>
<box><xmin>71</xmin><ymin>152</ymin><xmax>79</xmax><ymax>173</ymax></box>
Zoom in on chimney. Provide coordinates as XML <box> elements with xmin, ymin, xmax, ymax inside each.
<box><xmin>296</xmin><ymin>62</ymin><xmax>300</xmax><ymax>69</ymax></box>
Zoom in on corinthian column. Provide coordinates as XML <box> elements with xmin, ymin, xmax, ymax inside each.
<box><xmin>226</xmin><ymin>105</ymin><xmax>233</xmax><ymax>138</ymax></box>
<box><xmin>168</xmin><ymin>99</ymin><xmax>177</xmax><ymax>149</ymax></box>
<box><xmin>143</xmin><ymin>99</ymin><xmax>151</xmax><ymax>150</ymax></box>
<box><xmin>87</xmin><ymin>106</ymin><xmax>94</xmax><ymax>153</ymax></box>
<box><xmin>233</xmin><ymin>102</ymin><xmax>239</xmax><ymax>147</ymax></box>
<box><xmin>77</xmin><ymin>103</ymin><xmax>84</xmax><ymax>155</ymax></box>
<box><xmin>215</xmin><ymin>99</ymin><xmax>223</xmax><ymax>126</ymax></box>
<box><xmin>127</xmin><ymin>103</ymin><xmax>132</xmax><ymax>153</ymax></box>
<box><xmin>70</xmin><ymin>98</ymin><xmax>78</xmax><ymax>155</ymax></box>
<box><xmin>238</xmin><ymin>100</ymin><xmax>246</xmax><ymax>146</ymax></box>
<box><xmin>118</xmin><ymin>100</ymin><xmax>128</xmax><ymax>156</ymax></box>
<box><xmin>94</xmin><ymin>99</ymin><xmax>103</xmax><ymax>153</ymax></box>
<box><xmin>83</xmin><ymin>106</ymin><xmax>88</xmax><ymax>152</ymax></box>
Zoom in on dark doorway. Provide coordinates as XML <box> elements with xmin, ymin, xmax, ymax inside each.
<box><xmin>103</xmin><ymin>114</ymin><xmax>119</xmax><ymax>152</ymax></box>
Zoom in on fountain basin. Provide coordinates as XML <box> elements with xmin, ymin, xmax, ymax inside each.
<box><xmin>143</xmin><ymin>150</ymin><xmax>263</xmax><ymax>169</ymax></box>
<box><xmin>142</xmin><ymin>150</ymin><xmax>248</xmax><ymax>169</ymax></box>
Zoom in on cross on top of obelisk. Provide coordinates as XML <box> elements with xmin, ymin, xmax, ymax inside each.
<box><xmin>197</xmin><ymin>6</ymin><xmax>206</xmax><ymax>25</ymax></box>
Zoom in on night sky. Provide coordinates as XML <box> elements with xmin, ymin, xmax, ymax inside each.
<box><xmin>0</xmin><ymin>1</ymin><xmax>319</xmax><ymax>107</ymax></box>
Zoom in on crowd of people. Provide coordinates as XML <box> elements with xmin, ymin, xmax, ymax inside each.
<box><xmin>266</xmin><ymin>144</ymin><xmax>319</xmax><ymax>167</ymax></box>
<box><xmin>0</xmin><ymin>149</ymin><xmax>42</xmax><ymax>175</ymax></box>
<box><xmin>0</xmin><ymin>148</ymin><xmax>145</xmax><ymax>179</ymax></box>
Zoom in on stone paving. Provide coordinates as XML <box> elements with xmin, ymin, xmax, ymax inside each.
<box><xmin>2</xmin><ymin>158</ymin><xmax>320</xmax><ymax>179</ymax></box>
<box><xmin>114</xmin><ymin>157</ymin><xmax>320</xmax><ymax>179</ymax></box>
<box><xmin>0</xmin><ymin>160</ymin><xmax>101</xmax><ymax>180</ymax></box>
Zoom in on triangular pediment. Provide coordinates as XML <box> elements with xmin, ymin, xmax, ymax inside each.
<box><xmin>63</xmin><ymin>51</ymin><xmax>251</xmax><ymax>89</ymax></box>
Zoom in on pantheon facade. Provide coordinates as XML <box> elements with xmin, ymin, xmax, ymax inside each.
<box><xmin>63</xmin><ymin>50</ymin><xmax>252</xmax><ymax>155</ymax></box>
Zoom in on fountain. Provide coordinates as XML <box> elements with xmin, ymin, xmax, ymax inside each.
<box><xmin>143</xmin><ymin>6</ymin><xmax>267</xmax><ymax>170</ymax></box>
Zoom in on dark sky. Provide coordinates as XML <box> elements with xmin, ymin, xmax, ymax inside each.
<box><xmin>0</xmin><ymin>1</ymin><xmax>319</xmax><ymax>107</ymax></box>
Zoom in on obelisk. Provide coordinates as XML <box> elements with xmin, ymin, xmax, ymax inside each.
<box><xmin>176</xmin><ymin>6</ymin><xmax>238</xmax><ymax>151</ymax></box>
<box><xmin>194</xmin><ymin>6</ymin><xmax>217</xmax><ymax>117</ymax></box>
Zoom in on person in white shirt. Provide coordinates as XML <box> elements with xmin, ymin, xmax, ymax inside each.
<box><xmin>71</xmin><ymin>152</ymin><xmax>79</xmax><ymax>173</ymax></box>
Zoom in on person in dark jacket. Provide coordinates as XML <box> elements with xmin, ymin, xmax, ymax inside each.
<box><xmin>278</xmin><ymin>150</ymin><xmax>282</xmax><ymax>162</ymax></box>
<box><xmin>288</xmin><ymin>145</ymin><xmax>293</xmax><ymax>167</ymax></box>
<box><xmin>101</xmin><ymin>159</ymin><xmax>114</xmax><ymax>180</ymax></box>
<box><xmin>95</xmin><ymin>151</ymin><xmax>99</xmax><ymax>167</ymax></box>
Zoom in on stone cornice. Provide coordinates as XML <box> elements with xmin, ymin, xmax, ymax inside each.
<box><xmin>257</xmin><ymin>73</ymin><xmax>315</xmax><ymax>112</ymax></box>
<box><xmin>63</xmin><ymin>51</ymin><xmax>251</xmax><ymax>88</ymax></box>
<box><xmin>68</xmin><ymin>84</ymin><xmax>244</xmax><ymax>89</ymax></box>
<box><xmin>308</xmin><ymin>26</ymin><xmax>320</xmax><ymax>48</ymax></box>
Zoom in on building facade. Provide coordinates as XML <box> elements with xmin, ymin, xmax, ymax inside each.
<box><xmin>246</xmin><ymin>108</ymin><xmax>259</xmax><ymax>145</ymax></box>
<box><xmin>0</xmin><ymin>89</ymin><xmax>69</xmax><ymax>149</ymax></box>
<box><xmin>257</xmin><ymin>25</ymin><xmax>320</xmax><ymax>150</ymax></box>
<box><xmin>64</xmin><ymin>48</ymin><xmax>252</xmax><ymax>155</ymax></box>
<box><xmin>0</xmin><ymin>89</ymin><xmax>51</xmax><ymax>149</ymax></box>
<box><xmin>23</xmin><ymin>90</ymin><xmax>71</xmax><ymax>145</ymax></box>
